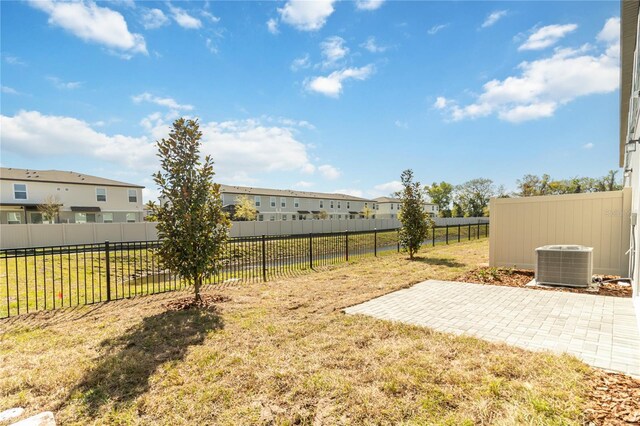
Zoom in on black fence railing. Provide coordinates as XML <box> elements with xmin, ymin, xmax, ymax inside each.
<box><xmin>1</xmin><ymin>224</ymin><xmax>489</xmax><ymax>318</ymax></box>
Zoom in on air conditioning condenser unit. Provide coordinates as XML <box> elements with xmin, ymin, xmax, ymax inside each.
<box><xmin>535</xmin><ymin>245</ymin><xmax>593</xmax><ymax>288</ymax></box>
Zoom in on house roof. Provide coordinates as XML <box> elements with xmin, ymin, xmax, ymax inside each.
<box><xmin>620</xmin><ymin>0</ymin><xmax>639</xmax><ymax>167</ymax></box>
<box><xmin>219</xmin><ymin>184</ymin><xmax>371</xmax><ymax>201</ymax></box>
<box><xmin>0</xmin><ymin>167</ymin><xmax>145</xmax><ymax>188</ymax></box>
<box><xmin>374</xmin><ymin>197</ymin><xmax>401</xmax><ymax>203</ymax></box>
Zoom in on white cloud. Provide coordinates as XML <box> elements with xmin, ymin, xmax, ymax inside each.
<box><xmin>267</xmin><ymin>18</ymin><xmax>279</xmax><ymax>34</ymax></box>
<box><xmin>334</xmin><ymin>188</ymin><xmax>364</xmax><ymax>197</ymax></box>
<box><xmin>394</xmin><ymin>120</ymin><xmax>408</xmax><ymax>129</ymax></box>
<box><xmin>278</xmin><ymin>0</ymin><xmax>335</xmax><ymax>31</ymax></box>
<box><xmin>583</xmin><ymin>142</ymin><xmax>595</xmax><ymax>150</ymax></box>
<box><xmin>141</xmin><ymin>8</ymin><xmax>169</xmax><ymax>30</ymax></box>
<box><xmin>361</xmin><ymin>36</ymin><xmax>387</xmax><ymax>53</ymax></box>
<box><xmin>598</xmin><ymin>17</ymin><xmax>620</xmax><ymax>44</ymax></box>
<box><xmin>1</xmin><ymin>86</ymin><xmax>19</xmax><ymax>95</ymax></box>
<box><xmin>2</xmin><ymin>111</ymin><xmax>326</xmax><ymax>184</ymax></box>
<box><xmin>201</xmin><ymin>10</ymin><xmax>220</xmax><ymax>23</ymax></box>
<box><xmin>427</xmin><ymin>24</ymin><xmax>448</xmax><ymax>35</ymax></box>
<box><xmin>519</xmin><ymin>24</ymin><xmax>578</xmax><ymax>51</ymax></box>
<box><xmin>318</xmin><ymin>164</ymin><xmax>341</xmax><ymax>180</ymax></box>
<box><xmin>132</xmin><ymin>92</ymin><xmax>194</xmax><ymax>111</ymax></box>
<box><xmin>1</xmin><ymin>110</ymin><xmax>155</xmax><ymax>170</ymax></box>
<box><xmin>355</xmin><ymin>0</ymin><xmax>384</xmax><ymax>11</ymax></box>
<box><xmin>433</xmin><ymin>96</ymin><xmax>450</xmax><ymax>109</ymax></box>
<box><xmin>27</xmin><ymin>0</ymin><xmax>147</xmax><ymax>56</ymax></box>
<box><xmin>291</xmin><ymin>54</ymin><xmax>311</xmax><ymax>71</ymax></box>
<box><xmin>206</xmin><ymin>38</ymin><xmax>219</xmax><ymax>54</ymax></box>
<box><xmin>481</xmin><ymin>10</ymin><xmax>507</xmax><ymax>29</ymax></box>
<box><xmin>374</xmin><ymin>180</ymin><xmax>403</xmax><ymax>194</ymax></box>
<box><xmin>4</xmin><ymin>56</ymin><xmax>26</xmax><ymax>66</ymax></box>
<box><xmin>46</xmin><ymin>76</ymin><xmax>83</xmax><ymax>90</ymax></box>
<box><xmin>320</xmin><ymin>36</ymin><xmax>349</xmax><ymax>67</ymax></box>
<box><xmin>294</xmin><ymin>180</ymin><xmax>314</xmax><ymax>188</ymax></box>
<box><xmin>435</xmin><ymin>18</ymin><xmax>619</xmax><ymax>123</ymax></box>
<box><xmin>306</xmin><ymin>65</ymin><xmax>375</xmax><ymax>98</ymax></box>
<box><xmin>168</xmin><ymin>4</ymin><xmax>202</xmax><ymax>29</ymax></box>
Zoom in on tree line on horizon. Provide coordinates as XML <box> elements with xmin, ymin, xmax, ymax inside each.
<box><xmin>425</xmin><ymin>170</ymin><xmax>623</xmax><ymax>218</ymax></box>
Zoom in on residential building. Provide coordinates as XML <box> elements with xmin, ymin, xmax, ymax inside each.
<box><xmin>374</xmin><ymin>197</ymin><xmax>439</xmax><ymax>219</ymax></box>
<box><xmin>219</xmin><ymin>185</ymin><xmax>376</xmax><ymax>221</ymax></box>
<box><xmin>0</xmin><ymin>168</ymin><xmax>145</xmax><ymax>224</ymax></box>
<box><xmin>621</xmin><ymin>0</ymin><xmax>640</xmax><ymax>311</ymax></box>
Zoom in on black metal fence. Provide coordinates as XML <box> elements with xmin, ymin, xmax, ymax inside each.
<box><xmin>1</xmin><ymin>223</ymin><xmax>489</xmax><ymax>318</ymax></box>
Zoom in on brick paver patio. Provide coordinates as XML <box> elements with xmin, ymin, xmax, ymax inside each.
<box><xmin>345</xmin><ymin>280</ymin><xmax>640</xmax><ymax>376</ymax></box>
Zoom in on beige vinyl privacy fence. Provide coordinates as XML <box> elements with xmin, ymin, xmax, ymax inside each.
<box><xmin>489</xmin><ymin>189</ymin><xmax>632</xmax><ymax>276</ymax></box>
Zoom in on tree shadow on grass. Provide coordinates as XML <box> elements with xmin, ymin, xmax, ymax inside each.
<box><xmin>410</xmin><ymin>257</ymin><xmax>465</xmax><ymax>268</ymax></box>
<box><xmin>67</xmin><ymin>307</ymin><xmax>223</xmax><ymax>416</ymax></box>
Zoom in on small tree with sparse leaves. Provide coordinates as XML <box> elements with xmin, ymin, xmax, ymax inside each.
<box><xmin>361</xmin><ymin>206</ymin><xmax>374</xmax><ymax>219</ymax></box>
<box><xmin>398</xmin><ymin>169</ymin><xmax>433</xmax><ymax>260</ymax></box>
<box><xmin>38</xmin><ymin>195</ymin><xmax>60</xmax><ymax>223</ymax></box>
<box><xmin>233</xmin><ymin>195</ymin><xmax>258</xmax><ymax>221</ymax></box>
<box><xmin>150</xmin><ymin>118</ymin><xmax>230</xmax><ymax>302</ymax></box>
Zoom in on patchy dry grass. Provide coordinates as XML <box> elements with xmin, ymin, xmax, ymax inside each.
<box><xmin>0</xmin><ymin>239</ymin><xmax>594</xmax><ymax>425</ymax></box>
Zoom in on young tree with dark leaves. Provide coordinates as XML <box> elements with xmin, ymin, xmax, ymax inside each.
<box><xmin>398</xmin><ymin>169</ymin><xmax>433</xmax><ymax>260</ymax></box>
<box><xmin>151</xmin><ymin>118</ymin><xmax>230</xmax><ymax>302</ymax></box>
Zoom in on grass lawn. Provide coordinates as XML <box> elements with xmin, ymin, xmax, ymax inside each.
<box><xmin>0</xmin><ymin>239</ymin><xmax>595</xmax><ymax>425</ymax></box>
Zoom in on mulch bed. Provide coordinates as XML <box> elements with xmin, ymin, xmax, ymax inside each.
<box><xmin>455</xmin><ymin>268</ymin><xmax>632</xmax><ymax>298</ymax></box>
<box><xmin>585</xmin><ymin>371</ymin><xmax>640</xmax><ymax>425</ymax></box>
<box><xmin>164</xmin><ymin>293</ymin><xmax>230</xmax><ymax>311</ymax></box>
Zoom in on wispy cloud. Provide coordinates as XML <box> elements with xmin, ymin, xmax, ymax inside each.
<box><xmin>46</xmin><ymin>76</ymin><xmax>83</xmax><ymax>90</ymax></box>
<box><xmin>267</xmin><ymin>18</ymin><xmax>279</xmax><ymax>34</ymax></box>
<box><xmin>481</xmin><ymin>10</ymin><xmax>507</xmax><ymax>29</ymax></box>
<box><xmin>427</xmin><ymin>23</ymin><xmax>448</xmax><ymax>35</ymax></box>
<box><xmin>291</xmin><ymin>54</ymin><xmax>311</xmax><ymax>71</ymax></box>
<box><xmin>278</xmin><ymin>0</ymin><xmax>335</xmax><ymax>31</ymax></box>
<box><xmin>168</xmin><ymin>4</ymin><xmax>202</xmax><ymax>29</ymax></box>
<box><xmin>361</xmin><ymin>36</ymin><xmax>387</xmax><ymax>53</ymax></box>
<box><xmin>132</xmin><ymin>92</ymin><xmax>194</xmax><ymax>110</ymax></box>
<box><xmin>355</xmin><ymin>0</ymin><xmax>384</xmax><ymax>11</ymax></box>
<box><xmin>306</xmin><ymin>65</ymin><xmax>375</xmax><ymax>98</ymax></box>
<box><xmin>519</xmin><ymin>24</ymin><xmax>578</xmax><ymax>51</ymax></box>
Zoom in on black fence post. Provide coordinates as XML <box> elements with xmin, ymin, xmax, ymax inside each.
<box><xmin>477</xmin><ymin>223</ymin><xmax>480</xmax><ymax>239</ymax></box>
<box><xmin>468</xmin><ymin>223</ymin><xmax>471</xmax><ymax>240</ymax></box>
<box><xmin>445</xmin><ymin>225</ymin><xmax>449</xmax><ymax>245</ymax></box>
<box><xmin>432</xmin><ymin>226</ymin><xmax>435</xmax><ymax>247</ymax></box>
<box><xmin>374</xmin><ymin>228</ymin><xmax>377</xmax><ymax>257</ymax></box>
<box><xmin>396</xmin><ymin>229</ymin><xmax>400</xmax><ymax>253</ymax></box>
<box><xmin>261</xmin><ymin>235</ymin><xmax>267</xmax><ymax>282</ymax></box>
<box><xmin>458</xmin><ymin>224</ymin><xmax>461</xmax><ymax>243</ymax></box>
<box><xmin>345</xmin><ymin>230</ymin><xmax>349</xmax><ymax>262</ymax></box>
<box><xmin>309</xmin><ymin>233</ymin><xmax>313</xmax><ymax>269</ymax></box>
<box><xmin>105</xmin><ymin>240</ymin><xmax>111</xmax><ymax>302</ymax></box>
<box><xmin>486</xmin><ymin>223</ymin><xmax>489</xmax><ymax>238</ymax></box>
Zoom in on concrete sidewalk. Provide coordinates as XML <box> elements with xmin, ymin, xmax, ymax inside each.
<box><xmin>345</xmin><ymin>280</ymin><xmax>640</xmax><ymax>376</ymax></box>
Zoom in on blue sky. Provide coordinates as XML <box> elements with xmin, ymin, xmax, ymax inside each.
<box><xmin>1</xmin><ymin>0</ymin><xmax>621</xmax><ymax>201</ymax></box>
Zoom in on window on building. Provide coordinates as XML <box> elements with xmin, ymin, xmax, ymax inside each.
<box><xmin>330</xmin><ymin>200</ymin><xmax>334</xmax><ymax>209</ymax></box>
<box><xmin>294</xmin><ymin>198</ymin><xmax>299</xmax><ymax>208</ymax></box>
<box><xmin>255</xmin><ymin>196</ymin><xmax>261</xmax><ymax>207</ymax></box>
<box><xmin>281</xmin><ymin>197</ymin><xmax>286</xmax><ymax>208</ymax></box>
<box><xmin>103</xmin><ymin>213</ymin><xmax>113</xmax><ymax>223</ymax></box>
<box><xmin>347</xmin><ymin>201</ymin><xmax>350</xmax><ymax>209</ymax></box>
<box><xmin>391</xmin><ymin>204</ymin><xmax>394</xmax><ymax>210</ymax></box>
<box><xmin>126</xmin><ymin>213</ymin><xmax>136</xmax><ymax>223</ymax></box>
<box><xmin>96</xmin><ymin>188</ymin><xmax>107</xmax><ymax>202</ymax></box>
<box><xmin>337</xmin><ymin>201</ymin><xmax>341</xmax><ymax>209</ymax></box>
<box><xmin>338</xmin><ymin>214</ymin><xmax>342</xmax><ymax>219</ymax></box>
<box><xmin>270</xmin><ymin>197</ymin><xmax>276</xmax><ymax>207</ymax></box>
<box><xmin>13</xmin><ymin>184</ymin><xmax>27</xmax><ymax>200</ymax></box>
<box><xmin>258</xmin><ymin>214</ymin><xmax>264</xmax><ymax>221</ymax></box>
<box><xmin>329</xmin><ymin>214</ymin><xmax>333</xmax><ymax>219</ymax></box>
<box><xmin>282</xmin><ymin>214</ymin><xmax>287</xmax><ymax>221</ymax></box>
<box><xmin>269</xmin><ymin>215</ymin><xmax>275</xmax><ymax>221</ymax></box>
<box><xmin>7</xmin><ymin>212</ymin><xmax>22</xmax><ymax>224</ymax></box>
<box><xmin>128</xmin><ymin>189</ymin><xmax>138</xmax><ymax>203</ymax></box>
<box><xmin>319</xmin><ymin>200</ymin><xmax>324</xmax><ymax>208</ymax></box>
<box><xmin>75</xmin><ymin>213</ymin><xmax>95</xmax><ymax>223</ymax></box>
<box><xmin>292</xmin><ymin>214</ymin><xmax>296</xmax><ymax>220</ymax></box>
<box><xmin>30</xmin><ymin>212</ymin><xmax>43</xmax><ymax>224</ymax></box>
<box><xmin>391</xmin><ymin>214</ymin><xmax>395</xmax><ymax>219</ymax></box>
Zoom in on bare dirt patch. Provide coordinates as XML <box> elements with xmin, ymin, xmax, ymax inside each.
<box><xmin>456</xmin><ymin>267</ymin><xmax>632</xmax><ymax>298</ymax></box>
<box><xmin>164</xmin><ymin>293</ymin><xmax>231</xmax><ymax>311</ymax></box>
